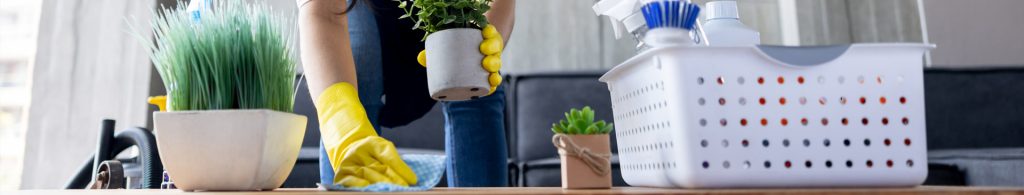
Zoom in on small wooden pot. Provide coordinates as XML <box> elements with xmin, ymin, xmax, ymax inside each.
<box><xmin>554</xmin><ymin>134</ymin><xmax>612</xmax><ymax>189</ymax></box>
<box><xmin>424</xmin><ymin>28</ymin><xmax>491</xmax><ymax>101</ymax></box>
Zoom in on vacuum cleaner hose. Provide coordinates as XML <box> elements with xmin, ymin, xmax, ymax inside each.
<box><xmin>112</xmin><ymin>127</ymin><xmax>164</xmax><ymax>189</ymax></box>
<box><xmin>64</xmin><ymin>126</ymin><xmax>163</xmax><ymax>189</ymax></box>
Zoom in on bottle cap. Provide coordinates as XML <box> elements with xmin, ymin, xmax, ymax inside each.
<box><xmin>707</xmin><ymin>0</ymin><xmax>739</xmax><ymax>19</ymax></box>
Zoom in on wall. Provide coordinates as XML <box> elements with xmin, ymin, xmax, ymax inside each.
<box><xmin>793</xmin><ymin>0</ymin><xmax>923</xmax><ymax>46</ymax></box>
<box><xmin>0</xmin><ymin>0</ymin><xmax>43</xmax><ymax>190</ymax></box>
<box><xmin>504</xmin><ymin>0</ymin><xmax>789</xmax><ymax>73</ymax></box>
<box><xmin>922</xmin><ymin>0</ymin><xmax>1024</xmax><ymax>68</ymax></box>
<box><xmin>20</xmin><ymin>0</ymin><xmax>155</xmax><ymax>189</ymax></box>
<box><xmin>502</xmin><ymin>0</ymin><xmax>634</xmax><ymax>74</ymax></box>
<box><xmin>504</xmin><ymin>0</ymin><xmax>928</xmax><ymax>73</ymax></box>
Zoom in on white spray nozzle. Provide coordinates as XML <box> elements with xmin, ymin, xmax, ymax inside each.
<box><xmin>593</xmin><ymin>0</ymin><xmax>642</xmax><ymax>39</ymax></box>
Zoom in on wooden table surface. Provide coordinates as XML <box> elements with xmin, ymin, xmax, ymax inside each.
<box><xmin>6</xmin><ymin>186</ymin><xmax>1024</xmax><ymax>195</ymax></box>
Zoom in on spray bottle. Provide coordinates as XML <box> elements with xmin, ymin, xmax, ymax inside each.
<box><xmin>701</xmin><ymin>0</ymin><xmax>760</xmax><ymax>46</ymax></box>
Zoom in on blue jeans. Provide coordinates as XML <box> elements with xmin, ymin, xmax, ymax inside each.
<box><xmin>318</xmin><ymin>0</ymin><xmax>508</xmax><ymax>187</ymax></box>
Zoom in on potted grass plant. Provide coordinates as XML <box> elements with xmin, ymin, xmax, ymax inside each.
<box><xmin>551</xmin><ymin>106</ymin><xmax>614</xmax><ymax>189</ymax></box>
<box><xmin>141</xmin><ymin>1</ymin><xmax>306</xmax><ymax>191</ymax></box>
<box><xmin>397</xmin><ymin>0</ymin><xmax>502</xmax><ymax>101</ymax></box>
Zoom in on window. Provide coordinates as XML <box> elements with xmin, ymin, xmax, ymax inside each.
<box><xmin>0</xmin><ymin>0</ymin><xmax>42</xmax><ymax>190</ymax></box>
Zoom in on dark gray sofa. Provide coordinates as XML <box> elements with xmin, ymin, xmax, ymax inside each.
<box><xmin>283</xmin><ymin>68</ymin><xmax>1024</xmax><ymax>187</ymax></box>
<box><xmin>921</xmin><ymin>69</ymin><xmax>1024</xmax><ymax>186</ymax></box>
<box><xmin>507</xmin><ymin>73</ymin><xmax>628</xmax><ymax>187</ymax></box>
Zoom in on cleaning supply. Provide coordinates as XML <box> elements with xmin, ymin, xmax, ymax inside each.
<box><xmin>640</xmin><ymin>0</ymin><xmax>702</xmax><ymax>47</ymax></box>
<box><xmin>316</xmin><ymin>82</ymin><xmax>417</xmax><ymax>187</ymax></box>
<box><xmin>185</xmin><ymin>0</ymin><xmax>212</xmax><ymax>23</ymax></box>
<box><xmin>592</xmin><ymin>0</ymin><xmax>648</xmax><ymax>49</ymax></box>
<box><xmin>702</xmin><ymin>0</ymin><xmax>760</xmax><ymax>45</ymax></box>
<box><xmin>148</xmin><ymin>96</ymin><xmax>167</xmax><ymax>112</ymax></box>
<box><xmin>320</xmin><ymin>154</ymin><xmax>446</xmax><ymax>192</ymax></box>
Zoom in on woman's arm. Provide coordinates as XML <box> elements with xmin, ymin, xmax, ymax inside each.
<box><xmin>297</xmin><ymin>0</ymin><xmax>357</xmax><ymax>98</ymax></box>
<box><xmin>485</xmin><ymin>0</ymin><xmax>515</xmax><ymax>44</ymax></box>
<box><xmin>296</xmin><ymin>1</ymin><xmax>417</xmax><ymax>187</ymax></box>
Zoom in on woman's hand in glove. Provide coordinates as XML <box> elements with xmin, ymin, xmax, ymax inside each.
<box><xmin>317</xmin><ymin>82</ymin><xmax>417</xmax><ymax>187</ymax></box>
<box><xmin>416</xmin><ymin>24</ymin><xmax>504</xmax><ymax>94</ymax></box>
<box><xmin>335</xmin><ymin>136</ymin><xmax>417</xmax><ymax>187</ymax></box>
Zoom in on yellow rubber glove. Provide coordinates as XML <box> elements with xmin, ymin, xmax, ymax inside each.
<box><xmin>416</xmin><ymin>24</ymin><xmax>504</xmax><ymax>94</ymax></box>
<box><xmin>480</xmin><ymin>25</ymin><xmax>503</xmax><ymax>94</ymax></box>
<box><xmin>316</xmin><ymin>82</ymin><xmax>417</xmax><ymax>187</ymax></box>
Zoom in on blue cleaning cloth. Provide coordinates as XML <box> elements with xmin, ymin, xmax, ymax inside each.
<box><xmin>318</xmin><ymin>154</ymin><xmax>446</xmax><ymax>192</ymax></box>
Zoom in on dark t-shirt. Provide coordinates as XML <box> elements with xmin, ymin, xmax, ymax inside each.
<box><xmin>369</xmin><ymin>0</ymin><xmax>438</xmax><ymax>128</ymax></box>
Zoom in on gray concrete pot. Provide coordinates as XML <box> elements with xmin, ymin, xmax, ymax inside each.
<box><xmin>424</xmin><ymin>28</ymin><xmax>490</xmax><ymax>101</ymax></box>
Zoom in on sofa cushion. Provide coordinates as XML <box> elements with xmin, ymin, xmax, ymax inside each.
<box><xmin>928</xmin><ymin>148</ymin><xmax>1024</xmax><ymax>187</ymax></box>
<box><xmin>924</xmin><ymin>163</ymin><xmax>967</xmax><ymax>186</ymax></box>
<box><xmin>924</xmin><ymin>69</ymin><xmax>1024</xmax><ymax>149</ymax></box>
<box><xmin>521</xmin><ymin>156</ymin><xmax>628</xmax><ymax>187</ymax></box>
<box><xmin>511</xmin><ymin>73</ymin><xmax>619</xmax><ymax>162</ymax></box>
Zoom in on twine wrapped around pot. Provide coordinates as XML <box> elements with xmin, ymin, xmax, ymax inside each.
<box><xmin>552</xmin><ymin>134</ymin><xmax>612</xmax><ymax>176</ymax></box>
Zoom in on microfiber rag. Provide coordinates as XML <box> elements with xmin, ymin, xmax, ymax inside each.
<box><xmin>318</xmin><ymin>154</ymin><xmax>446</xmax><ymax>192</ymax></box>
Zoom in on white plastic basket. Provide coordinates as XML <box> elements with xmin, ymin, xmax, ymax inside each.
<box><xmin>599</xmin><ymin>43</ymin><xmax>934</xmax><ymax>188</ymax></box>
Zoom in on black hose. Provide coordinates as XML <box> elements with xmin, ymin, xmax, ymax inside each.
<box><xmin>94</xmin><ymin>120</ymin><xmax>115</xmax><ymax>182</ymax></box>
<box><xmin>111</xmin><ymin>127</ymin><xmax>163</xmax><ymax>189</ymax></box>
<box><xmin>64</xmin><ymin>125</ymin><xmax>163</xmax><ymax>189</ymax></box>
<box><xmin>64</xmin><ymin>155</ymin><xmax>95</xmax><ymax>189</ymax></box>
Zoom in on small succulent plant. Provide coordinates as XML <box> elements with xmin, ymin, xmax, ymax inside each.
<box><xmin>552</xmin><ymin>106</ymin><xmax>613</xmax><ymax>135</ymax></box>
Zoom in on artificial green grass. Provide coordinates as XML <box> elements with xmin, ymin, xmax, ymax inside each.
<box><xmin>145</xmin><ymin>1</ymin><xmax>296</xmax><ymax>112</ymax></box>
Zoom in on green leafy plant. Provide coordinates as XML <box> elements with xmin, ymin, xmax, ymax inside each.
<box><xmin>396</xmin><ymin>0</ymin><xmax>493</xmax><ymax>40</ymax></box>
<box><xmin>143</xmin><ymin>1</ymin><xmax>296</xmax><ymax>112</ymax></box>
<box><xmin>552</xmin><ymin>106</ymin><xmax>614</xmax><ymax>135</ymax></box>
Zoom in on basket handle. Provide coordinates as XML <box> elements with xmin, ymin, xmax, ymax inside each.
<box><xmin>757</xmin><ymin>45</ymin><xmax>850</xmax><ymax>67</ymax></box>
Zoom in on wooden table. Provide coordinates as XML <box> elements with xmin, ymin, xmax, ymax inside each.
<box><xmin>7</xmin><ymin>186</ymin><xmax>1024</xmax><ymax>195</ymax></box>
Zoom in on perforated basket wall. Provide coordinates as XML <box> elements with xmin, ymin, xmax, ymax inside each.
<box><xmin>599</xmin><ymin>44</ymin><xmax>933</xmax><ymax>188</ymax></box>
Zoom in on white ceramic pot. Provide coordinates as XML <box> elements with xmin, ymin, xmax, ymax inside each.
<box><xmin>424</xmin><ymin>28</ymin><xmax>491</xmax><ymax>101</ymax></box>
<box><xmin>153</xmin><ymin>109</ymin><xmax>307</xmax><ymax>191</ymax></box>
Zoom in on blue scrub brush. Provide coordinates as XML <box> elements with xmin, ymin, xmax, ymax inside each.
<box><xmin>640</xmin><ymin>0</ymin><xmax>703</xmax><ymax>47</ymax></box>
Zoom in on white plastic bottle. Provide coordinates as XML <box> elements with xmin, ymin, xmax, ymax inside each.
<box><xmin>702</xmin><ymin>0</ymin><xmax>761</xmax><ymax>46</ymax></box>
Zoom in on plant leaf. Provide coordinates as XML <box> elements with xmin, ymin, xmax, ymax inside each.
<box><xmin>442</xmin><ymin>16</ymin><xmax>456</xmax><ymax>25</ymax></box>
<box><xmin>570</xmin><ymin>108</ymin><xmax>581</xmax><ymax>120</ymax></box>
<box><xmin>411</xmin><ymin>20</ymin><xmax>422</xmax><ymax>30</ymax></box>
<box><xmin>583</xmin><ymin>106</ymin><xmax>595</xmax><ymax>123</ymax></box>
<box><xmin>585</xmin><ymin>125</ymin><xmax>598</xmax><ymax>134</ymax></box>
<box><xmin>454</xmin><ymin>1</ymin><xmax>470</xmax><ymax>8</ymax></box>
<box><xmin>573</xmin><ymin>118</ymin><xmax>589</xmax><ymax>133</ymax></box>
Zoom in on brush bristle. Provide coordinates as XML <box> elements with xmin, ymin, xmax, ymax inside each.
<box><xmin>641</xmin><ymin>0</ymin><xmax>701</xmax><ymax>30</ymax></box>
